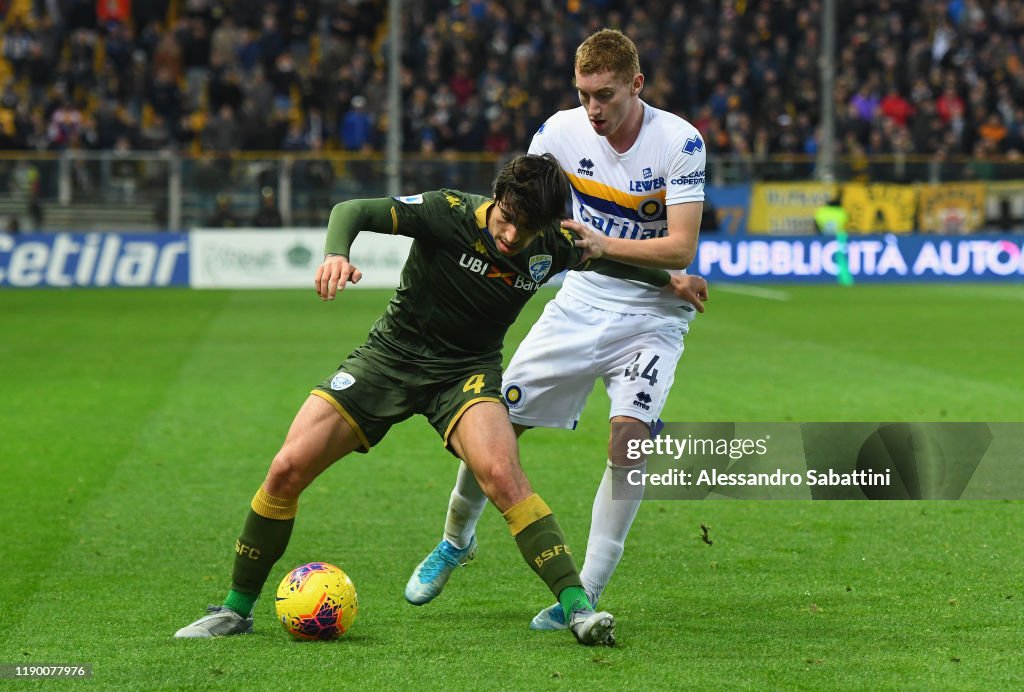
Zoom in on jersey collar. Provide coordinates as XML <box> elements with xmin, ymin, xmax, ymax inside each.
<box><xmin>474</xmin><ymin>199</ymin><xmax>502</xmax><ymax>257</ymax></box>
<box><xmin>474</xmin><ymin>199</ymin><xmax>493</xmax><ymax>230</ymax></box>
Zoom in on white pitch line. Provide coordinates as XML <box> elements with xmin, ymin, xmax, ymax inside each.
<box><xmin>714</xmin><ymin>283</ymin><xmax>791</xmax><ymax>301</ymax></box>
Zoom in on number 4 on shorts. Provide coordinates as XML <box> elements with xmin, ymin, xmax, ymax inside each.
<box><xmin>623</xmin><ymin>354</ymin><xmax>659</xmax><ymax>386</ymax></box>
<box><xmin>463</xmin><ymin>373</ymin><xmax>486</xmax><ymax>394</ymax></box>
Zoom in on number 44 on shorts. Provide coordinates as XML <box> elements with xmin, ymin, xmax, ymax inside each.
<box><xmin>623</xmin><ymin>354</ymin><xmax>659</xmax><ymax>386</ymax></box>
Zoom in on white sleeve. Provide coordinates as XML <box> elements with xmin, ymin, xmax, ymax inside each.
<box><xmin>665</xmin><ymin>129</ymin><xmax>706</xmax><ymax>205</ymax></box>
<box><xmin>527</xmin><ymin>115</ymin><xmax>557</xmax><ymax>155</ymax></box>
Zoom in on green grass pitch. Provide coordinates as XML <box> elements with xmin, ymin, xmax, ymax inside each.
<box><xmin>1</xmin><ymin>284</ymin><xmax>1021</xmax><ymax>689</ymax></box>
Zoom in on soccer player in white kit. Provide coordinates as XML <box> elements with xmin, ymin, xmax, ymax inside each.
<box><xmin>405</xmin><ymin>28</ymin><xmax>708</xmax><ymax>630</ymax></box>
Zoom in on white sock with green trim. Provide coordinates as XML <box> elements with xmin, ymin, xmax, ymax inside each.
<box><xmin>579</xmin><ymin>460</ymin><xmax>645</xmax><ymax>602</ymax></box>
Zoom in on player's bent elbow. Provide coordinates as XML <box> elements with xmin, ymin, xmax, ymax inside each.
<box><xmin>329</xmin><ymin>201</ymin><xmax>351</xmax><ymax>219</ymax></box>
<box><xmin>665</xmin><ymin>244</ymin><xmax>696</xmax><ymax>270</ymax></box>
<box><xmin>661</xmin><ymin>233</ymin><xmax>697</xmax><ymax>269</ymax></box>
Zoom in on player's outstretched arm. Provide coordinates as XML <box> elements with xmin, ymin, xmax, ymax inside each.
<box><xmin>599</xmin><ymin>201</ymin><xmax>702</xmax><ymax>269</ymax></box>
<box><xmin>564</xmin><ymin>219</ymin><xmax>670</xmax><ymax>288</ymax></box>
<box><xmin>581</xmin><ymin>260</ymin><xmax>708</xmax><ymax>312</ymax></box>
<box><xmin>564</xmin><ymin>214</ymin><xmax>708</xmax><ymax>310</ymax></box>
<box><xmin>315</xmin><ymin>198</ymin><xmax>400</xmax><ymax>301</ymax></box>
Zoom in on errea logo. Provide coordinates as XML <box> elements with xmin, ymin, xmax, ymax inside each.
<box><xmin>681</xmin><ymin>136</ymin><xmax>704</xmax><ymax>155</ymax></box>
<box><xmin>577</xmin><ymin>158</ymin><xmax>595</xmax><ymax>176</ymax></box>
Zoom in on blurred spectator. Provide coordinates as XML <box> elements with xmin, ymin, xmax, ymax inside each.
<box><xmin>25</xmin><ymin>42</ymin><xmax>51</xmax><ymax>104</ymax></box>
<box><xmin>1007</xmin><ymin>108</ymin><xmax>1024</xmax><ymax>152</ymax></box>
<box><xmin>110</xmin><ymin>134</ymin><xmax>140</xmax><ymax>200</ymax></box>
<box><xmin>270</xmin><ymin>51</ymin><xmax>299</xmax><ymax>108</ymax></box>
<box><xmin>178</xmin><ymin>16</ymin><xmax>212</xmax><ymax>100</ymax></box>
<box><xmin>252</xmin><ymin>186</ymin><xmax>283</xmax><ymax>227</ymax></box>
<box><xmin>936</xmin><ymin>84</ymin><xmax>965</xmax><ymax>125</ymax></box>
<box><xmin>484</xmin><ymin>115</ymin><xmax>511</xmax><ymax>155</ymax></box>
<box><xmin>148</xmin><ymin>66</ymin><xmax>183</xmax><ymax>126</ymax></box>
<box><xmin>303</xmin><ymin>107</ymin><xmax>329</xmax><ymax>149</ymax></box>
<box><xmin>47</xmin><ymin>98</ymin><xmax>84</xmax><ymax>150</ymax></box>
<box><xmin>152</xmin><ymin>26</ymin><xmax>183</xmax><ymax>81</ymax></box>
<box><xmin>140</xmin><ymin>113</ymin><xmax>172</xmax><ymax>150</ymax></box>
<box><xmin>978</xmin><ymin>113</ymin><xmax>1008</xmax><ymax>148</ymax></box>
<box><xmin>258</xmin><ymin>12</ymin><xmax>286</xmax><ymax>72</ymax></box>
<box><xmin>202</xmin><ymin>105</ymin><xmax>241</xmax><ymax>153</ymax></box>
<box><xmin>339</xmin><ymin>95</ymin><xmax>373</xmax><ymax>152</ymax></box>
<box><xmin>208</xmin><ymin>65</ymin><xmax>244</xmax><ymax>113</ymax></box>
<box><xmin>236</xmin><ymin>26</ymin><xmax>262</xmax><ymax>72</ymax></box>
<box><xmin>205</xmin><ymin>193</ymin><xmax>242</xmax><ymax>228</ymax></box>
<box><xmin>3</xmin><ymin>18</ymin><xmax>33</xmax><ymax>78</ymax></box>
<box><xmin>210</xmin><ymin>15</ymin><xmax>242</xmax><ymax>67</ymax></box>
<box><xmin>880</xmin><ymin>86</ymin><xmax>914</xmax><ymax>128</ymax></box>
<box><xmin>968</xmin><ymin>140</ymin><xmax>997</xmax><ymax>181</ymax></box>
<box><xmin>285</xmin><ymin>2</ymin><xmax>317</xmax><ymax>59</ymax></box>
<box><xmin>238</xmin><ymin>97</ymin><xmax>271</xmax><ymax>150</ymax></box>
<box><xmin>279</xmin><ymin>122</ymin><xmax>305</xmax><ymax>151</ymax></box>
<box><xmin>27</xmin><ymin>163</ymin><xmax>43</xmax><ymax>230</ymax></box>
<box><xmin>189</xmin><ymin>152</ymin><xmax>228</xmax><ymax>213</ymax></box>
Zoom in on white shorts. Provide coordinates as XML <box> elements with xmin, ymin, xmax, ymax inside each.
<box><xmin>502</xmin><ymin>293</ymin><xmax>692</xmax><ymax>430</ymax></box>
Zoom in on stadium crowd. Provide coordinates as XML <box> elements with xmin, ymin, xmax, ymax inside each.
<box><xmin>2</xmin><ymin>0</ymin><xmax>1024</xmax><ymax>177</ymax></box>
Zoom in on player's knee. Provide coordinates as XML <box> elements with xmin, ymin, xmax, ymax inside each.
<box><xmin>474</xmin><ymin>459</ymin><xmax>530</xmax><ymax>507</ymax></box>
<box><xmin>266</xmin><ymin>448</ymin><xmax>310</xmax><ymax>497</ymax></box>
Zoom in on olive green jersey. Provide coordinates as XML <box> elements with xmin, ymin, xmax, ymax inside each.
<box><xmin>325</xmin><ymin>189</ymin><xmax>668</xmax><ymax>368</ymax></box>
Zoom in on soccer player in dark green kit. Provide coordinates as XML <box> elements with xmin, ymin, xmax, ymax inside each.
<box><xmin>174</xmin><ymin>153</ymin><xmax>705</xmax><ymax>646</ymax></box>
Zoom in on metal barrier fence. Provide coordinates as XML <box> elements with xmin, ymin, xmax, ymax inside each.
<box><xmin>1</xmin><ymin>151</ymin><xmax>1022</xmax><ymax>231</ymax></box>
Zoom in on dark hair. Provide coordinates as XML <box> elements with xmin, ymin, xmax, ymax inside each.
<box><xmin>492</xmin><ymin>153</ymin><xmax>569</xmax><ymax>232</ymax></box>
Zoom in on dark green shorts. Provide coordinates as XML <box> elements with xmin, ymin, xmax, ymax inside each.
<box><xmin>311</xmin><ymin>344</ymin><xmax>504</xmax><ymax>451</ymax></box>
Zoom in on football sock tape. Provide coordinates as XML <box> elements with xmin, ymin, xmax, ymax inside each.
<box><xmin>251</xmin><ymin>486</ymin><xmax>298</xmax><ymax>520</ymax></box>
<box><xmin>506</xmin><ymin>495</ymin><xmax>583</xmax><ymax>599</ymax></box>
<box><xmin>501</xmin><ymin>493</ymin><xmax>552</xmax><ymax>536</ymax></box>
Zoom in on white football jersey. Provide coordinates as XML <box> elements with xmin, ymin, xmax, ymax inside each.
<box><xmin>528</xmin><ymin>102</ymin><xmax>705</xmax><ymax>315</ymax></box>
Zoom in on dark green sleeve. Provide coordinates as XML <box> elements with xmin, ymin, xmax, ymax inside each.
<box><xmin>323</xmin><ymin>198</ymin><xmax>398</xmax><ymax>257</ymax></box>
<box><xmin>578</xmin><ymin>258</ymin><xmax>671</xmax><ymax>288</ymax></box>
